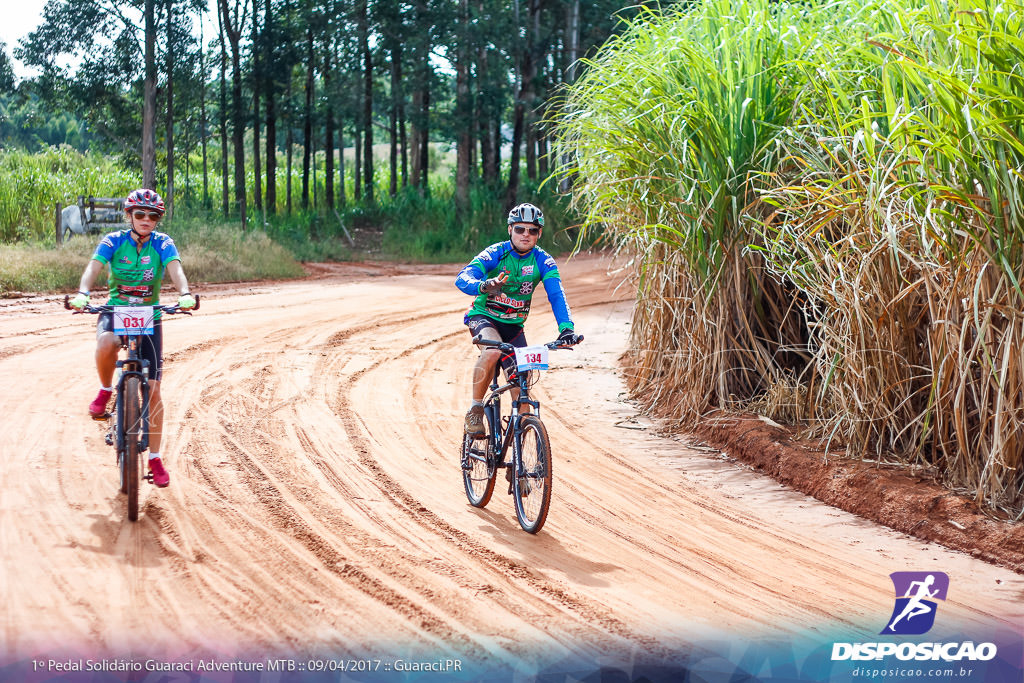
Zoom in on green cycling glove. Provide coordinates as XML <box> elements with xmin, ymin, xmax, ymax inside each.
<box><xmin>178</xmin><ymin>293</ymin><xmax>196</xmax><ymax>310</ymax></box>
<box><xmin>70</xmin><ymin>292</ymin><xmax>89</xmax><ymax>310</ymax></box>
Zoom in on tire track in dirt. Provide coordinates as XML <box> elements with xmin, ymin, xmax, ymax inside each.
<box><xmin>323</xmin><ymin>319</ymin><xmax>674</xmax><ymax>661</ymax></box>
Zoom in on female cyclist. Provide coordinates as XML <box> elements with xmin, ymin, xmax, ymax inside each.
<box><xmin>69</xmin><ymin>189</ymin><xmax>195</xmax><ymax>488</ymax></box>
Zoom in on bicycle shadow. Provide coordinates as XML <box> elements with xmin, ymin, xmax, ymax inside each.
<box><xmin>63</xmin><ymin>498</ymin><xmax>167</xmax><ymax>567</ymax></box>
<box><xmin>469</xmin><ymin>506</ymin><xmax>620</xmax><ymax>588</ymax></box>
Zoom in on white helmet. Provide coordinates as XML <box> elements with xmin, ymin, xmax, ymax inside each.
<box><xmin>507</xmin><ymin>202</ymin><xmax>544</xmax><ymax>227</ymax></box>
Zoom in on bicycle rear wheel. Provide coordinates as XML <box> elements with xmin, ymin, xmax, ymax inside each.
<box><xmin>121</xmin><ymin>376</ymin><xmax>142</xmax><ymax>521</ymax></box>
<box><xmin>513</xmin><ymin>415</ymin><xmax>553</xmax><ymax>534</ymax></box>
<box><xmin>461</xmin><ymin>403</ymin><xmax>497</xmax><ymax>508</ymax></box>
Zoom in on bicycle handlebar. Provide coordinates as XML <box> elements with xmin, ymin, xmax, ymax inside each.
<box><xmin>471</xmin><ymin>333</ymin><xmax>582</xmax><ymax>352</ymax></box>
<box><xmin>64</xmin><ymin>294</ymin><xmax>201</xmax><ymax>315</ymax></box>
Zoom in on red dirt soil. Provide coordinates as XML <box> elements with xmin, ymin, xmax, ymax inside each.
<box><xmin>689</xmin><ymin>412</ymin><xmax>1024</xmax><ymax>573</ymax></box>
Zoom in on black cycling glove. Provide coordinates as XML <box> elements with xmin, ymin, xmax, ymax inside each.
<box><xmin>557</xmin><ymin>328</ymin><xmax>583</xmax><ymax>346</ymax></box>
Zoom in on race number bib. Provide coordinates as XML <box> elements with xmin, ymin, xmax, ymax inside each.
<box><xmin>112</xmin><ymin>306</ymin><xmax>154</xmax><ymax>336</ymax></box>
<box><xmin>515</xmin><ymin>345</ymin><xmax>549</xmax><ymax>372</ymax></box>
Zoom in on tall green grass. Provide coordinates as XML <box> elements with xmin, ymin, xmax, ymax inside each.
<box><xmin>553</xmin><ymin>0</ymin><xmax>824</xmax><ymax>417</ymax></box>
<box><xmin>554</xmin><ymin>0</ymin><xmax>1024</xmax><ymax>515</ymax></box>
<box><xmin>0</xmin><ymin>147</ymin><xmax>139</xmax><ymax>242</ymax></box>
<box><xmin>756</xmin><ymin>0</ymin><xmax>1024</xmax><ymax>511</ymax></box>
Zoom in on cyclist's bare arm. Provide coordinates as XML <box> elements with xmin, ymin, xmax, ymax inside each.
<box><xmin>78</xmin><ymin>260</ymin><xmax>104</xmax><ymax>293</ymax></box>
<box><xmin>166</xmin><ymin>260</ymin><xmax>190</xmax><ymax>295</ymax></box>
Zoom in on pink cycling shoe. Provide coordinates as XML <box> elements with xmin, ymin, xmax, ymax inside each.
<box><xmin>88</xmin><ymin>389</ymin><xmax>113</xmax><ymax>417</ymax></box>
<box><xmin>149</xmin><ymin>457</ymin><xmax>170</xmax><ymax>488</ymax></box>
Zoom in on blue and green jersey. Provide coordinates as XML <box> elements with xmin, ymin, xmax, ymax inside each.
<box><xmin>92</xmin><ymin>229</ymin><xmax>180</xmax><ymax>316</ymax></box>
<box><xmin>455</xmin><ymin>241</ymin><xmax>573</xmax><ymax>331</ymax></box>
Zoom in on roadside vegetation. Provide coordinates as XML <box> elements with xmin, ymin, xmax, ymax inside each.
<box><xmin>0</xmin><ymin>144</ymin><xmax>577</xmax><ymax>294</ymax></box>
<box><xmin>553</xmin><ymin>0</ymin><xmax>1024</xmax><ymax>517</ymax></box>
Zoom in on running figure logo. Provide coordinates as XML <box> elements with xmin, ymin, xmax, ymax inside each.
<box><xmin>881</xmin><ymin>572</ymin><xmax>949</xmax><ymax>635</ymax></box>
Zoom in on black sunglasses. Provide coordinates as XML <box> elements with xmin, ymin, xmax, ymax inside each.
<box><xmin>512</xmin><ymin>226</ymin><xmax>541</xmax><ymax>236</ymax></box>
<box><xmin>132</xmin><ymin>211</ymin><xmax>162</xmax><ymax>221</ymax></box>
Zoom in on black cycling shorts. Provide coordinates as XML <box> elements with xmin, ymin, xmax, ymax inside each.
<box><xmin>97</xmin><ymin>313</ymin><xmax>164</xmax><ymax>381</ymax></box>
<box><xmin>465</xmin><ymin>314</ymin><xmax>527</xmax><ymax>379</ymax></box>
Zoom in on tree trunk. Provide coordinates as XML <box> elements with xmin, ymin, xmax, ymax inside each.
<box><xmin>265</xmin><ymin>88</ymin><xmax>276</xmax><ymax>215</ymax></box>
<box><xmin>358</xmin><ymin>0</ymin><xmax>373</xmax><ymax>201</ymax></box>
<box><xmin>354</xmin><ymin>127</ymin><xmax>362</xmax><ymax>202</ymax></box>
<box><xmin>526</xmin><ymin>127</ymin><xmax>537</xmax><ymax>182</ymax></box>
<box><xmin>286</xmin><ymin>117</ymin><xmax>293</xmax><ymax>215</ymax></box>
<box><xmin>338</xmin><ymin>131</ymin><xmax>346</xmax><ymax>207</ymax></box>
<box><xmin>506</xmin><ymin>0</ymin><xmax>540</xmax><ymax>208</ymax></box>
<box><xmin>143</xmin><ymin>0</ymin><xmax>156</xmax><ymax>188</ymax></box>
<box><xmin>263</xmin><ymin>0</ymin><xmax>276</xmax><ymax>216</ymax></box>
<box><xmin>395</xmin><ymin>44</ymin><xmax>407</xmax><ymax>189</ymax></box>
<box><xmin>251</xmin><ymin>2</ymin><xmax>262</xmax><ymax>217</ymax></box>
<box><xmin>325</xmin><ymin>97</ymin><xmax>335</xmax><ymax>209</ymax></box>
<box><xmin>410</xmin><ymin>88</ymin><xmax>422</xmax><ymax>188</ymax></box>
<box><xmin>200</xmin><ymin>10</ymin><xmax>210</xmax><ymax>210</ymax></box>
<box><xmin>164</xmin><ymin>0</ymin><xmax>175</xmax><ymax>216</ymax></box>
<box><xmin>537</xmin><ymin>128</ymin><xmax>548</xmax><ymax>178</ymax></box>
<box><xmin>455</xmin><ymin>0</ymin><xmax>471</xmax><ymax>212</ymax></box>
<box><xmin>476</xmin><ymin>5</ymin><xmax>496</xmax><ymax>188</ymax></box>
<box><xmin>388</xmin><ymin>62</ymin><xmax>398</xmax><ymax>198</ymax></box>
<box><xmin>302</xmin><ymin>27</ymin><xmax>313</xmax><ymax>210</ymax></box>
<box><xmin>218</xmin><ymin>0</ymin><xmax>247</xmax><ymax>226</ymax></box>
<box><xmin>506</xmin><ymin>99</ymin><xmax>525</xmax><ymax>208</ymax></box>
<box><xmin>218</xmin><ymin>21</ymin><xmax>229</xmax><ymax>217</ymax></box>
<box><xmin>493</xmin><ymin>118</ymin><xmax>502</xmax><ymax>185</ymax></box>
<box><xmin>419</xmin><ymin>85</ymin><xmax>430</xmax><ymax>194</ymax></box>
<box><xmin>559</xmin><ymin>0</ymin><xmax>580</xmax><ymax>194</ymax></box>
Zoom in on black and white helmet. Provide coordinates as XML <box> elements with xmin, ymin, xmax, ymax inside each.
<box><xmin>507</xmin><ymin>202</ymin><xmax>544</xmax><ymax>227</ymax></box>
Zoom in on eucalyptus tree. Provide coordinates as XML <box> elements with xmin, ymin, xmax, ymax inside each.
<box><xmin>377</xmin><ymin>0</ymin><xmax>410</xmax><ymax>196</ymax></box>
<box><xmin>217</xmin><ymin>0</ymin><xmax>250</xmax><ymax>225</ymax></box>
<box><xmin>0</xmin><ymin>44</ymin><xmax>15</xmax><ymax>93</ymax></box>
<box><xmin>18</xmin><ymin>0</ymin><xmax>161</xmax><ymax>180</ymax></box>
<box><xmin>455</xmin><ymin>0</ymin><xmax>472</xmax><ymax>210</ymax></box>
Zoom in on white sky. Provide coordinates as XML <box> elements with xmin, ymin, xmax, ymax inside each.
<box><xmin>2</xmin><ymin>0</ymin><xmax>49</xmax><ymax>79</ymax></box>
<box><xmin>2</xmin><ymin>0</ymin><xmax>217</xmax><ymax>81</ymax></box>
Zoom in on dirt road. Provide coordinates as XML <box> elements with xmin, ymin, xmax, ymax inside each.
<box><xmin>1</xmin><ymin>255</ymin><xmax>1020</xmax><ymax>678</ymax></box>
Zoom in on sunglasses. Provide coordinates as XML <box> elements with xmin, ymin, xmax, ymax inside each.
<box><xmin>132</xmin><ymin>211</ymin><xmax>162</xmax><ymax>221</ymax></box>
<box><xmin>512</xmin><ymin>226</ymin><xmax>541</xmax><ymax>236</ymax></box>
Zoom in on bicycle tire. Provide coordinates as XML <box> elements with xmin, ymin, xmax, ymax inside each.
<box><xmin>115</xmin><ymin>389</ymin><xmax>128</xmax><ymax>495</ymax></box>
<box><xmin>513</xmin><ymin>415</ymin><xmax>553</xmax><ymax>534</ymax></box>
<box><xmin>122</xmin><ymin>376</ymin><xmax>142</xmax><ymax>521</ymax></box>
<box><xmin>461</xmin><ymin>402</ymin><xmax>498</xmax><ymax>508</ymax></box>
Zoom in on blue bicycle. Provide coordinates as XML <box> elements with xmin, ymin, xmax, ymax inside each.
<box><xmin>66</xmin><ymin>296</ymin><xmax>198</xmax><ymax>521</ymax></box>
<box><xmin>460</xmin><ymin>335</ymin><xmax>580</xmax><ymax>534</ymax></box>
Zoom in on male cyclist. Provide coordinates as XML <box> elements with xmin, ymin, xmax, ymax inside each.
<box><xmin>69</xmin><ymin>189</ymin><xmax>195</xmax><ymax>488</ymax></box>
<box><xmin>455</xmin><ymin>202</ymin><xmax>582</xmax><ymax>437</ymax></box>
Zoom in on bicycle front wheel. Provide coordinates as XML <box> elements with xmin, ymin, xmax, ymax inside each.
<box><xmin>461</xmin><ymin>405</ymin><xmax>497</xmax><ymax>508</ymax></box>
<box><xmin>513</xmin><ymin>415</ymin><xmax>553</xmax><ymax>534</ymax></box>
<box><xmin>121</xmin><ymin>376</ymin><xmax>142</xmax><ymax>522</ymax></box>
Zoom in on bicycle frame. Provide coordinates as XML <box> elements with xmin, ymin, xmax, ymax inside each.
<box><xmin>462</xmin><ymin>334</ymin><xmax>578</xmax><ymax>532</ymax></box>
<box><xmin>66</xmin><ymin>295</ymin><xmax>198</xmax><ymax>520</ymax></box>
<box><xmin>113</xmin><ymin>338</ymin><xmax>151</xmax><ymax>453</ymax></box>
<box><xmin>483</xmin><ymin>363</ymin><xmax>538</xmax><ymax>473</ymax></box>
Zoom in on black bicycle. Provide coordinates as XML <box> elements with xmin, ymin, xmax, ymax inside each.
<box><xmin>460</xmin><ymin>334</ymin><xmax>581</xmax><ymax>534</ymax></box>
<box><xmin>65</xmin><ymin>295</ymin><xmax>199</xmax><ymax>521</ymax></box>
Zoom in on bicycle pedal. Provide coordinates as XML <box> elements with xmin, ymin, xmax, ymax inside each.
<box><xmin>104</xmin><ymin>433</ymin><xmax>114</xmax><ymax>446</ymax></box>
